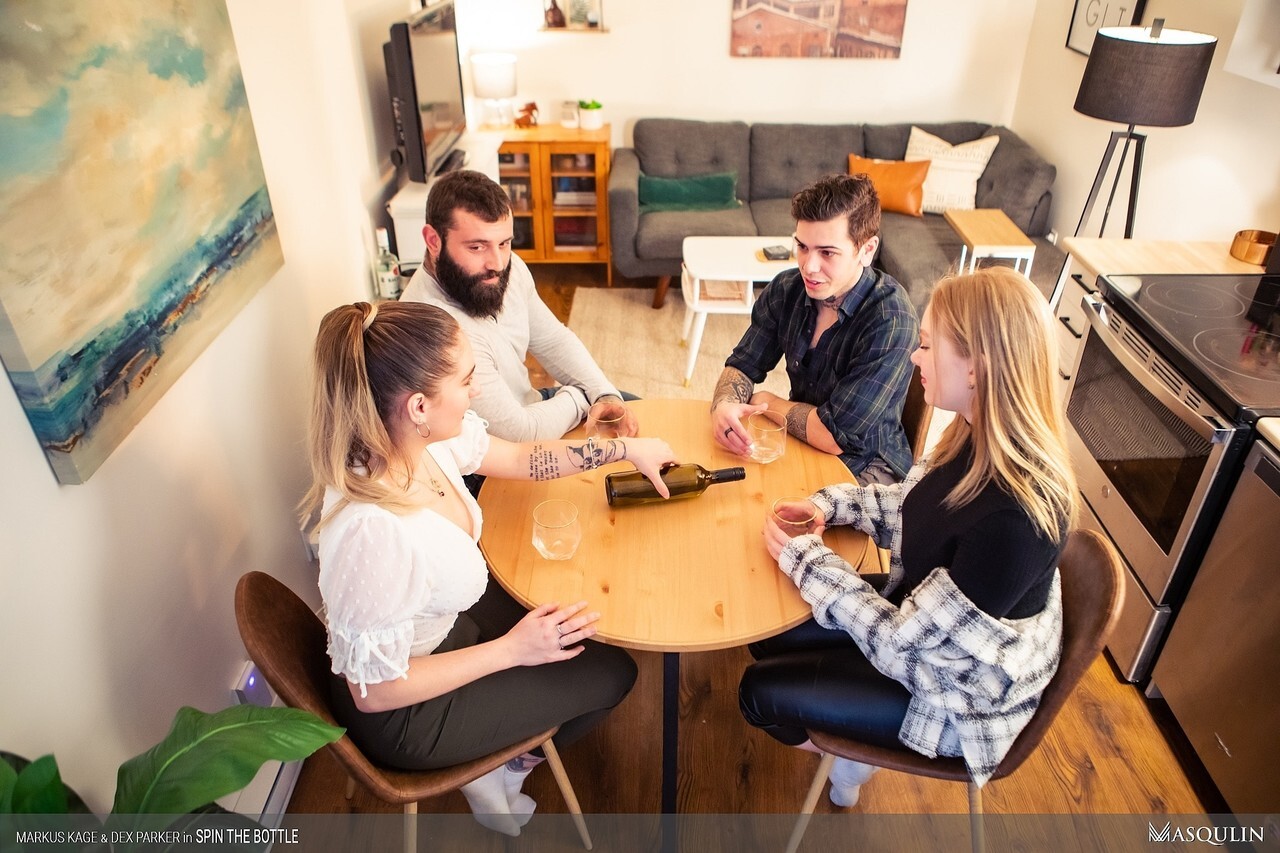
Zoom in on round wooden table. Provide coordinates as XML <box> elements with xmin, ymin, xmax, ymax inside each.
<box><xmin>478</xmin><ymin>398</ymin><xmax>878</xmax><ymax>812</ymax></box>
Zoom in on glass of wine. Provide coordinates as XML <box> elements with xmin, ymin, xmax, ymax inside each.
<box><xmin>586</xmin><ymin>401</ymin><xmax>626</xmax><ymax>439</ymax></box>
<box><xmin>532</xmin><ymin>499</ymin><xmax>581</xmax><ymax>560</ymax></box>
<box><xmin>771</xmin><ymin>497</ymin><xmax>820</xmax><ymax>537</ymax></box>
<box><xmin>747</xmin><ymin>411</ymin><xmax>787</xmax><ymax>464</ymax></box>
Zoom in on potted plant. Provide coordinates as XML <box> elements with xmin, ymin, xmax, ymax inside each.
<box><xmin>577</xmin><ymin>99</ymin><xmax>603</xmax><ymax>130</ymax></box>
<box><xmin>2</xmin><ymin>704</ymin><xmax>342</xmax><ymax>850</ymax></box>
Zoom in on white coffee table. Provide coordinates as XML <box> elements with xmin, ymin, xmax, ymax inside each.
<box><xmin>679</xmin><ymin>236</ymin><xmax>796</xmax><ymax>386</ymax></box>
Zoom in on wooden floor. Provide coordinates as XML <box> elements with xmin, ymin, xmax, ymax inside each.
<box><xmin>288</xmin><ymin>261</ymin><xmax>1222</xmax><ymax>820</ymax></box>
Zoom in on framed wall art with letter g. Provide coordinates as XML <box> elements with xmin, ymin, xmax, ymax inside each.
<box><xmin>1067</xmin><ymin>0</ymin><xmax>1146</xmax><ymax>55</ymax></box>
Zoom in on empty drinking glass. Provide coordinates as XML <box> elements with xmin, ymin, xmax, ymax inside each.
<box><xmin>748</xmin><ymin>411</ymin><xmax>787</xmax><ymax>464</ymax></box>
<box><xmin>771</xmin><ymin>497</ymin><xmax>820</xmax><ymax>537</ymax></box>
<box><xmin>532</xmin><ymin>499</ymin><xmax>582</xmax><ymax>560</ymax></box>
<box><xmin>586</xmin><ymin>400</ymin><xmax>626</xmax><ymax>439</ymax></box>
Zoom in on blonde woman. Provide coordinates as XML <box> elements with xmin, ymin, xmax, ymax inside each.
<box><xmin>739</xmin><ymin>267</ymin><xmax>1077</xmax><ymax>805</ymax></box>
<box><xmin>301</xmin><ymin>301</ymin><xmax>676</xmax><ymax>836</ymax></box>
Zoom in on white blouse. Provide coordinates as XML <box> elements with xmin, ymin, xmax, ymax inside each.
<box><xmin>318</xmin><ymin>411</ymin><xmax>491</xmax><ymax>697</ymax></box>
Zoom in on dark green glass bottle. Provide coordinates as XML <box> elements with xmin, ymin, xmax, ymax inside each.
<box><xmin>604</xmin><ymin>463</ymin><xmax>746</xmax><ymax>507</ymax></box>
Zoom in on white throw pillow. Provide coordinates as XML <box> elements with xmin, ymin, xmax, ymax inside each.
<box><xmin>904</xmin><ymin>127</ymin><xmax>999</xmax><ymax>214</ymax></box>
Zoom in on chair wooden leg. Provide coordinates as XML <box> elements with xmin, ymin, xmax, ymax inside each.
<box><xmin>403</xmin><ymin>801</ymin><xmax>417</xmax><ymax>853</ymax></box>
<box><xmin>344</xmin><ymin>776</ymin><xmax>356</xmax><ymax>801</ymax></box>
<box><xmin>785</xmin><ymin>752</ymin><xmax>834</xmax><ymax>853</ymax></box>
<box><xmin>652</xmin><ymin>275</ymin><xmax>672</xmax><ymax>308</ymax></box>
<box><xmin>543</xmin><ymin>738</ymin><xmax>592</xmax><ymax>850</ymax></box>
<box><xmin>968</xmin><ymin>781</ymin><xmax>984</xmax><ymax>853</ymax></box>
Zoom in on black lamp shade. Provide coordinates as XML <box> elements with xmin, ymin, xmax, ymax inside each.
<box><xmin>1075</xmin><ymin>26</ymin><xmax>1217</xmax><ymax>127</ymax></box>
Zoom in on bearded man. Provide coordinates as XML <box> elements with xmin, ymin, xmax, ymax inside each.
<box><xmin>399</xmin><ymin>170</ymin><xmax>637</xmax><ymax>442</ymax></box>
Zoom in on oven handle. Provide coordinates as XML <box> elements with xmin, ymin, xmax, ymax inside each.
<box><xmin>1080</xmin><ymin>294</ymin><xmax>1234</xmax><ymax>445</ymax></box>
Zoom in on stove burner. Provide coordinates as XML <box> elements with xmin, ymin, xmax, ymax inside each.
<box><xmin>1143</xmin><ymin>281</ymin><xmax>1246</xmax><ymax>319</ymax></box>
<box><xmin>1192</xmin><ymin>327</ymin><xmax>1280</xmax><ymax>384</ymax></box>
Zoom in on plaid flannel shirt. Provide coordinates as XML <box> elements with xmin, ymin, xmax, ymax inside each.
<box><xmin>725</xmin><ymin>266</ymin><xmax>918</xmax><ymax>478</ymax></box>
<box><xmin>778</xmin><ymin>465</ymin><xmax>1064</xmax><ymax>786</ymax></box>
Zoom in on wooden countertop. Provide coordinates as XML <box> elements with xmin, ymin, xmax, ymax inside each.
<box><xmin>1059</xmin><ymin>239</ymin><xmax>1265</xmax><ymax>277</ymax></box>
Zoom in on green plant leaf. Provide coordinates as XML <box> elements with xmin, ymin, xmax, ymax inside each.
<box><xmin>1</xmin><ymin>757</ymin><xmax>17</xmax><ymax>813</ymax></box>
<box><xmin>108</xmin><ymin>705</ymin><xmax>342</xmax><ymax>828</ymax></box>
<box><xmin>10</xmin><ymin>755</ymin><xmax>70</xmax><ymax>815</ymax></box>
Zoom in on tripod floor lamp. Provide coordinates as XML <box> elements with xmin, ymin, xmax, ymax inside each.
<box><xmin>1073</xmin><ymin>20</ymin><xmax>1216</xmax><ymax>238</ymax></box>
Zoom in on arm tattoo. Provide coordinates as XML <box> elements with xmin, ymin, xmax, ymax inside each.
<box><xmin>565</xmin><ymin>438</ymin><xmax>625</xmax><ymax>472</ymax></box>
<box><xmin>529</xmin><ymin>444</ymin><xmax>560</xmax><ymax>480</ymax></box>
<box><xmin>786</xmin><ymin>403</ymin><xmax>814</xmax><ymax>443</ymax></box>
<box><xmin>711</xmin><ymin>367</ymin><xmax>753</xmax><ymax>411</ymax></box>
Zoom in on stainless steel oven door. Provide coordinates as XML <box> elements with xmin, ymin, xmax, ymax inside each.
<box><xmin>1063</xmin><ymin>294</ymin><xmax>1239</xmax><ymax>605</ymax></box>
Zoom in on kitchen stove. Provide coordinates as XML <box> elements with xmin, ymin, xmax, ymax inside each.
<box><xmin>1064</xmin><ymin>271</ymin><xmax>1280</xmax><ymax>681</ymax></box>
<box><xmin>1099</xmin><ymin>273</ymin><xmax>1280</xmax><ymax>422</ymax></box>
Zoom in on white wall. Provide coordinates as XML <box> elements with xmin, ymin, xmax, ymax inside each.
<box><xmin>0</xmin><ymin>0</ymin><xmax>385</xmax><ymax>810</ymax></box>
<box><xmin>455</xmin><ymin>0</ymin><xmax>1040</xmax><ymax>144</ymax></box>
<box><xmin>1013</xmin><ymin>0</ymin><xmax>1280</xmax><ymax>241</ymax></box>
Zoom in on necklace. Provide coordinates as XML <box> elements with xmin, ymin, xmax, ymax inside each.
<box><xmin>413</xmin><ymin>473</ymin><xmax>446</xmax><ymax>498</ymax></box>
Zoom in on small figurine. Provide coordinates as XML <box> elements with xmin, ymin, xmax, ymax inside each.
<box><xmin>515</xmin><ymin>102</ymin><xmax>539</xmax><ymax>128</ymax></box>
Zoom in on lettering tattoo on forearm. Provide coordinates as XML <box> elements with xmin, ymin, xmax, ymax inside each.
<box><xmin>565</xmin><ymin>438</ymin><xmax>625</xmax><ymax>472</ymax></box>
<box><xmin>711</xmin><ymin>367</ymin><xmax>753</xmax><ymax>410</ymax></box>
<box><xmin>529</xmin><ymin>444</ymin><xmax>560</xmax><ymax>480</ymax></box>
<box><xmin>786</xmin><ymin>403</ymin><xmax>814</xmax><ymax>443</ymax></box>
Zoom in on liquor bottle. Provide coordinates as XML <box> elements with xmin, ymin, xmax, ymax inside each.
<box><xmin>604</xmin><ymin>463</ymin><xmax>746</xmax><ymax>507</ymax></box>
<box><xmin>374</xmin><ymin>228</ymin><xmax>401</xmax><ymax>300</ymax></box>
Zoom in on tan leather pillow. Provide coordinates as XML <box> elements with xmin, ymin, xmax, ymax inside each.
<box><xmin>848</xmin><ymin>154</ymin><xmax>931</xmax><ymax>217</ymax></box>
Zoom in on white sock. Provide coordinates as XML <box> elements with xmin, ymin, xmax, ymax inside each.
<box><xmin>460</xmin><ymin>765</ymin><xmax>521</xmax><ymax>837</ymax></box>
<box><xmin>504</xmin><ymin>759</ymin><xmax>540</xmax><ymax>826</ymax></box>
<box><xmin>828</xmin><ymin>758</ymin><xmax>878</xmax><ymax>808</ymax></box>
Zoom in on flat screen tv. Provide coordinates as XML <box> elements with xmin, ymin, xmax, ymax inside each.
<box><xmin>384</xmin><ymin>0</ymin><xmax>466</xmax><ymax>183</ymax></box>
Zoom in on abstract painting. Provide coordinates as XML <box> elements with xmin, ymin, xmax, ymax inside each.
<box><xmin>0</xmin><ymin>0</ymin><xmax>283</xmax><ymax>484</ymax></box>
<box><xmin>730</xmin><ymin>0</ymin><xmax>909</xmax><ymax>58</ymax></box>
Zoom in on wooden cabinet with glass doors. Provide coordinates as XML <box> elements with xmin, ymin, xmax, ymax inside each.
<box><xmin>496</xmin><ymin>124</ymin><xmax>611</xmax><ymax>285</ymax></box>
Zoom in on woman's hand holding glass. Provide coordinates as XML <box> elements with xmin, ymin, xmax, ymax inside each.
<box><xmin>763</xmin><ymin>497</ymin><xmax>824</xmax><ymax>560</ymax></box>
<box><xmin>504</xmin><ymin>600</ymin><xmax>600</xmax><ymax>665</ymax></box>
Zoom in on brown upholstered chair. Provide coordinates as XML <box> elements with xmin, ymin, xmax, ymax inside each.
<box><xmin>234</xmin><ymin>571</ymin><xmax>593</xmax><ymax>853</ymax></box>
<box><xmin>902</xmin><ymin>364</ymin><xmax>934</xmax><ymax>463</ymax></box>
<box><xmin>785</xmin><ymin>528</ymin><xmax>1125</xmax><ymax>853</ymax></box>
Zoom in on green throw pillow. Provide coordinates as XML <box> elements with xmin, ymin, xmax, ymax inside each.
<box><xmin>638</xmin><ymin>171</ymin><xmax>741</xmax><ymax>212</ymax></box>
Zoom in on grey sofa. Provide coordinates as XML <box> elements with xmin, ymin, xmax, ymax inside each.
<box><xmin>609</xmin><ymin>118</ymin><xmax>1067</xmax><ymax>313</ymax></box>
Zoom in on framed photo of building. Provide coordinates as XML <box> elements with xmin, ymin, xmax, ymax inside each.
<box><xmin>730</xmin><ymin>0</ymin><xmax>908</xmax><ymax>59</ymax></box>
<box><xmin>1067</xmin><ymin>0</ymin><xmax>1146</xmax><ymax>56</ymax></box>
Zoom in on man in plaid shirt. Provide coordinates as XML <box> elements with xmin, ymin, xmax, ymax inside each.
<box><xmin>711</xmin><ymin>174</ymin><xmax>918</xmax><ymax>483</ymax></box>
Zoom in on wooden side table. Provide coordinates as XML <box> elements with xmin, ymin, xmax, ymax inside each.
<box><xmin>944</xmin><ymin>208</ymin><xmax>1036</xmax><ymax>278</ymax></box>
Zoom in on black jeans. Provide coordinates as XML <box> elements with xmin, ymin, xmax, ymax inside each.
<box><xmin>738</xmin><ymin>576</ymin><xmax>911</xmax><ymax>748</ymax></box>
<box><xmin>331</xmin><ymin>581</ymin><xmax>637</xmax><ymax>770</ymax></box>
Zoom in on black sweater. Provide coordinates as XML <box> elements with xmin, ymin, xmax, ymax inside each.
<box><xmin>894</xmin><ymin>443</ymin><xmax>1063</xmax><ymax>619</ymax></box>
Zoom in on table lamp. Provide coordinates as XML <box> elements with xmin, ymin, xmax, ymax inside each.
<box><xmin>470</xmin><ymin>53</ymin><xmax>518</xmax><ymax>128</ymax></box>
<box><xmin>1072</xmin><ymin>19</ymin><xmax>1216</xmax><ymax>238</ymax></box>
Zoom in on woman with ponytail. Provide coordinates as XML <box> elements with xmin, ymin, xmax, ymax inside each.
<box><xmin>301</xmin><ymin>301</ymin><xmax>675</xmax><ymax>835</ymax></box>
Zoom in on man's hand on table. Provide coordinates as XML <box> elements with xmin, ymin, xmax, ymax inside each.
<box><xmin>711</xmin><ymin>400</ymin><xmax>768</xmax><ymax>456</ymax></box>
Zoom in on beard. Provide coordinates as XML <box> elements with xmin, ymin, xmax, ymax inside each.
<box><xmin>433</xmin><ymin>238</ymin><xmax>512</xmax><ymax>319</ymax></box>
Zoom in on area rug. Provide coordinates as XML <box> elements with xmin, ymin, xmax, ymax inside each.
<box><xmin>567</xmin><ymin>288</ymin><xmax>790</xmax><ymax>401</ymax></box>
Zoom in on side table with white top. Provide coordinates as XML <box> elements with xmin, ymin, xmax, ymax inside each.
<box><xmin>679</xmin><ymin>236</ymin><xmax>797</xmax><ymax>386</ymax></box>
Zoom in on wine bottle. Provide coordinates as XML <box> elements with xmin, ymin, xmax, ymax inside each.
<box><xmin>375</xmin><ymin>227</ymin><xmax>401</xmax><ymax>300</ymax></box>
<box><xmin>604</xmin><ymin>463</ymin><xmax>746</xmax><ymax>507</ymax></box>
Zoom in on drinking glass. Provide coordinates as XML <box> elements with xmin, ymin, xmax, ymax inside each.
<box><xmin>532</xmin><ymin>499</ymin><xmax>581</xmax><ymax>560</ymax></box>
<box><xmin>747</xmin><ymin>411</ymin><xmax>787</xmax><ymax>463</ymax></box>
<box><xmin>586</xmin><ymin>401</ymin><xmax>626</xmax><ymax>439</ymax></box>
<box><xmin>771</xmin><ymin>497</ymin><xmax>819</xmax><ymax>537</ymax></box>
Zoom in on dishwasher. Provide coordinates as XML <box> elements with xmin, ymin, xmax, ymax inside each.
<box><xmin>1151</xmin><ymin>422</ymin><xmax>1280</xmax><ymax>815</ymax></box>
